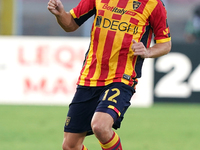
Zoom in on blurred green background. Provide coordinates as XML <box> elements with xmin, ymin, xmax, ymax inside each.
<box><xmin>1</xmin><ymin>104</ymin><xmax>200</xmax><ymax>150</ymax></box>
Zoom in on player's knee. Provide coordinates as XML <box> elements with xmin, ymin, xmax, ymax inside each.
<box><xmin>62</xmin><ymin>143</ymin><xmax>69</xmax><ymax>150</ymax></box>
<box><xmin>91</xmin><ymin>112</ymin><xmax>114</xmax><ymax>137</ymax></box>
<box><xmin>91</xmin><ymin>122</ymin><xmax>102</xmax><ymax>135</ymax></box>
<box><xmin>62</xmin><ymin>141</ymin><xmax>78</xmax><ymax>150</ymax></box>
<box><xmin>91</xmin><ymin>120</ymin><xmax>110</xmax><ymax>137</ymax></box>
<box><xmin>62</xmin><ymin>142</ymin><xmax>71</xmax><ymax>150</ymax></box>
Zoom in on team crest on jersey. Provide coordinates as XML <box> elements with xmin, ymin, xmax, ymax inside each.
<box><xmin>65</xmin><ymin>116</ymin><xmax>71</xmax><ymax>126</ymax></box>
<box><xmin>133</xmin><ymin>1</ymin><xmax>141</xmax><ymax>10</ymax></box>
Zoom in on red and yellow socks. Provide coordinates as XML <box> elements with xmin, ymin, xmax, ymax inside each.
<box><xmin>81</xmin><ymin>132</ymin><xmax>122</xmax><ymax>150</ymax></box>
<box><xmin>82</xmin><ymin>145</ymin><xmax>88</xmax><ymax>150</ymax></box>
<box><xmin>99</xmin><ymin>132</ymin><xmax>122</xmax><ymax>150</ymax></box>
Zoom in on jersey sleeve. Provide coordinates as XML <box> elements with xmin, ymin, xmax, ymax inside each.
<box><xmin>70</xmin><ymin>0</ymin><xmax>96</xmax><ymax>26</ymax></box>
<box><xmin>150</xmin><ymin>0</ymin><xmax>171</xmax><ymax>43</ymax></box>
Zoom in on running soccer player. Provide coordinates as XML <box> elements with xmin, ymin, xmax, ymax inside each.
<box><xmin>47</xmin><ymin>0</ymin><xmax>171</xmax><ymax>149</ymax></box>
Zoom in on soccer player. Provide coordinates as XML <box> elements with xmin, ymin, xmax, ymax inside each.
<box><xmin>47</xmin><ymin>0</ymin><xmax>171</xmax><ymax>149</ymax></box>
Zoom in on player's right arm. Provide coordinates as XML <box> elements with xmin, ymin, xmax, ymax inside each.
<box><xmin>47</xmin><ymin>0</ymin><xmax>79</xmax><ymax>32</ymax></box>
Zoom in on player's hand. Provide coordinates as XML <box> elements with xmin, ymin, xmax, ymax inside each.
<box><xmin>47</xmin><ymin>0</ymin><xmax>65</xmax><ymax>16</ymax></box>
<box><xmin>132</xmin><ymin>39</ymin><xmax>149</xmax><ymax>58</ymax></box>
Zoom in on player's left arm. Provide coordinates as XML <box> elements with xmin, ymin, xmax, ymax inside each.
<box><xmin>132</xmin><ymin>0</ymin><xmax>171</xmax><ymax>58</ymax></box>
<box><xmin>132</xmin><ymin>40</ymin><xmax>171</xmax><ymax>58</ymax></box>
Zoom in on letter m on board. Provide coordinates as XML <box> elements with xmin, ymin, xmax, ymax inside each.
<box><xmin>96</xmin><ymin>16</ymin><xmax>102</xmax><ymax>27</ymax></box>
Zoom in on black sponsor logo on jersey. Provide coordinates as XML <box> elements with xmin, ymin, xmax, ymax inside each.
<box><xmin>133</xmin><ymin>1</ymin><xmax>141</xmax><ymax>10</ymax></box>
<box><xmin>95</xmin><ymin>17</ymin><xmax>138</xmax><ymax>34</ymax></box>
<box><xmin>96</xmin><ymin>16</ymin><xmax>102</xmax><ymax>27</ymax></box>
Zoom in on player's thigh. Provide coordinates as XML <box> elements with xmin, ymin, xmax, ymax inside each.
<box><xmin>96</xmin><ymin>82</ymin><xmax>135</xmax><ymax>129</ymax></box>
<box><xmin>62</xmin><ymin>132</ymin><xmax>87</xmax><ymax>149</ymax></box>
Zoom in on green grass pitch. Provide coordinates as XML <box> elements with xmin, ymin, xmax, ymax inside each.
<box><xmin>0</xmin><ymin>103</ymin><xmax>200</xmax><ymax>150</ymax></box>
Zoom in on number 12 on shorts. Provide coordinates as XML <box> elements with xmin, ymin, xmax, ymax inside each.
<box><xmin>102</xmin><ymin>88</ymin><xmax>120</xmax><ymax>103</ymax></box>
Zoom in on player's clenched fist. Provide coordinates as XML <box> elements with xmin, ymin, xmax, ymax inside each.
<box><xmin>132</xmin><ymin>39</ymin><xmax>149</xmax><ymax>58</ymax></box>
<box><xmin>47</xmin><ymin>0</ymin><xmax>64</xmax><ymax>16</ymax></box>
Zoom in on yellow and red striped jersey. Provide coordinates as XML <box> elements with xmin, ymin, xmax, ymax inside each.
<box><xmin>70</xmin><ymin>0</ymin><xmax>171</xmax><ymax>87</ymax></box>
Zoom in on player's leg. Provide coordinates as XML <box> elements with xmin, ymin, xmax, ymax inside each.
<box><xmin>91</xmin><ymin>111</ymin><xmax>122</xmax><ymax>150</ymax></box>
<box><xmin>62</xmin><ymin>85</ymin><xmax>101</xmax><ymax>150</ymax></box>
<box><xmin>91</xmin><ymin>112</ymin><xmax>114</xmax><ymax>143</ymax></box>
<box><xmin>91</xmin><ymin>82</ymin><xmax>136</xmax><ymax>150</ymax></box>
<box><xmin>62</xmin><ymin>132</ymin><xmax>87</xmax><ymax>150</ymax></box>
